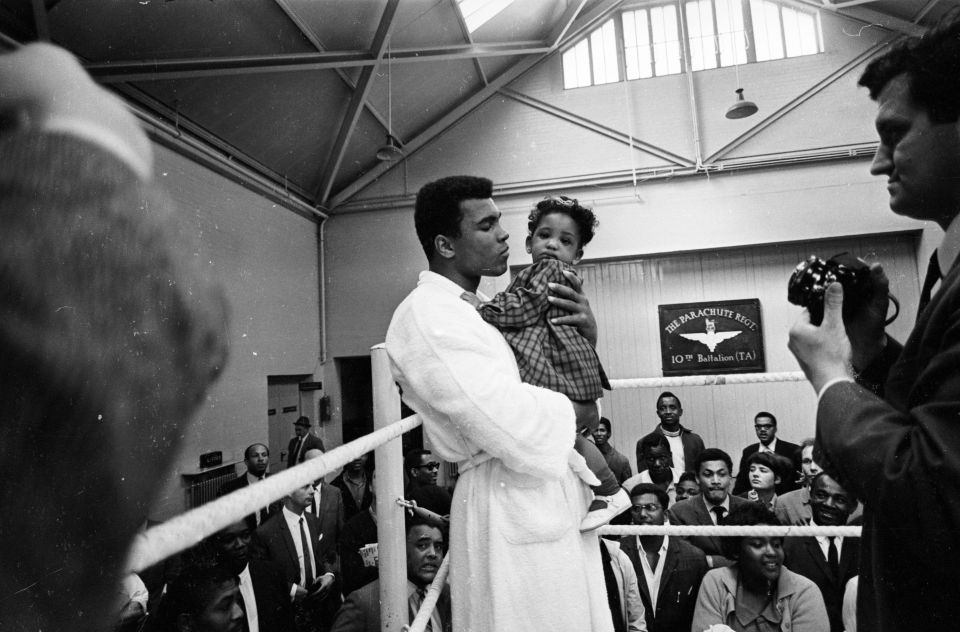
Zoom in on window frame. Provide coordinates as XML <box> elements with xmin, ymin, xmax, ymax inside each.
<box><xmin>561</xmin><ymin>0</ymin><xmax>823</xmax><ymax>89</ymax></box>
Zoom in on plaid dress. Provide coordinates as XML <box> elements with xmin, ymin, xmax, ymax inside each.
<box><xmin>476</xmin><ymin>258</ymin><xmax>609</xmax><ymax>401</ymax></box>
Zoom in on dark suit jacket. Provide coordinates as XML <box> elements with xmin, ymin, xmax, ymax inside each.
<box><xmin>339</xmin><ymin>509</ymin><xmax>379</xmax><ymax>595</ymax></box>
<box><xmin>815</xmin><ymin>253</ymin><xmax>960</xmax><ymax>632</ymax></box>
<box><xmin>310</xmin><ymin>481</ymin><xmax>345</xmax><ymax>562</ymax></box>
<box><xmin>287</xmin><ymin>433</ymin><xmax>326</xmax><ymax>469</ymax></box>
<box><xmin>331</xmin><ymin>472</ymin><xmax>374</xmax><ymax>521</ymax></box>
<box><xmin>635</xmin><ymin>426</ymin><xmax>704</xmax><ymax>474</ymax></box>
<box><xmin>783</xmin><ymin>536</ymin><xmax>859</xmax><ymax>632</ymax></box>
<box><xmin>330</xmin><ymin>580</ymin><xmax>452</xmax><ymax>632</ymax></box>
<box><xmin>621</xmin><ymin>535</ymin><xmax>707</xmax><ymax>632</ymax></box>
<box><xmin>405</xmin><ymin>481</ymin><xmax>452</xmax><ymax>515</ymax></box>
<box><xmin>254</xmin><ymin>509</ymin><xmax>337</xmax><ymax>588</ymax></box>
<box><xmin>218</xmin><ymin>472</ymin><xmax>278</xmax><ymax>529</ymax></box>
<box><xmin>247</xmin><ymin>560</ymin><xmax>296</xmax><ymax>632</ymax></box>
<box><xmin>665</xmin><ymin>494</ymin><xmax>750</xmax><ymax>564</ymax></box>
<box><xmin>731</xmin><ymin>439</ymin><xmax>802</xmax><ymax>495</ymax></box>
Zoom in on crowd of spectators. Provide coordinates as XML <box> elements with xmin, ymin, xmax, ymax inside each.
<box><xmin>125</xmin><ymin>394</ymin><xmax>859</xmax><ymax>632</ymax></box>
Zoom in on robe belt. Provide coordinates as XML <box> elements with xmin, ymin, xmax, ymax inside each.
<box><xmin>456</xmin><ymin>452</ymin><xmax>494</xmax><ymax>474</ymax></box>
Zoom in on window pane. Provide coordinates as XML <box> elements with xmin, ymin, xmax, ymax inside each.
<box><xmin>685</xmin><ymin>0</ymin><xmax>716</xmax><ymax>71</ymax></box>
<box><xmin>562</xmin><ymin>39</ymin><xmax>592</xmax><ymax>88</ymax></box>
<box><xmin>456</xmin><ymin>0</ymin><xmax>515</xmax><ymax>33</ymax></box>
<box><xmin>623</xmin><ymin>10</ymin><xmax>653</xmax><ymax>79</ymax></box>
<box><xmin>750</xmin><ymin>0</ymin><xmax>783</xmax><ymax>61</ymax></box>
<box><xmin>795</xmin><ymin>8</ymin><xmax>820</xmax><ymax>55</ymax></box>
<box><xmin>590</xmin><ymin>19</ymin><xmax>620</xmax><ymax>84</ymax></box>
<box><xmin>651</xmin><ymin>5</ymin><xmax>681</xmax><ymax>75</ymax></box>
<box><xmin>715</xmin><ymin>0</ymin><xmax>747</xmax><ymax>67</ymax></box>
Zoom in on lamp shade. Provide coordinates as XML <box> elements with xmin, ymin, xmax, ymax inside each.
<box><xmin>376</xmin><ymin>134</ymin><xmax>404</xmax><ymax>161</ymax></box>
<box><xmin>726</xmin><ymin>88</ymin><xmax>758</xmax><ymax>119</ymax></box>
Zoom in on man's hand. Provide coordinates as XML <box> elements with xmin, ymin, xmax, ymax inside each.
<box><xmin>293</xmin><ymin>585</ymin><xmax>309</xmax><ymax>602</ymax></box>
<box><xmin>548</xmin><ymin>270</ymin><xmax>598</xmax><ymax>346</ymax></box>
<box><xmin>845</xmin><ymin>262</ymin><xmax>891</xmax><ymax>371</ymax></box>
<box><xmin>308</xmin><ymin>573</ymin><xmax>335</xmax><ymax>599</ymax></box>
<box><xmin>788</xmin><ymin>282</ymin><xmax>854</xmax><ymax>393</ymax></box>
<box><xmin>572</xmin><ymin>400</ymin><xmax>600</xmax><ymax>434</ymax></box>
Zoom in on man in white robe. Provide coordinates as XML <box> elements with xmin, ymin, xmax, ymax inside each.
<box><xmin>386</xmin><ymin>176</ymin><xmax>614</xmax><ymax>632</ymax></box>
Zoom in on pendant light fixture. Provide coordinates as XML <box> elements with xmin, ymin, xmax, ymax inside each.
<box><xmin>376</xmin><ymin>38</ymin><xmax>404</xmax><ymax>161</ymax></box>
<box><xmin>725</xmin><ymin>33</ymin><xmax>758</xmax><ymax>120</ymax></box>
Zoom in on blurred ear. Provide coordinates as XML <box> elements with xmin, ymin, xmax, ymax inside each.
<box><xmin>434</xmin><ymin>235</ymin><xmax>455</xmax><ymax>259</ymax></box>
<box><xmin>524</xmin><ymin>235</ymin><xmax>532</xmax><ymax>254</ymax></box>
<box><xmin>573</xmin><ymin>248</ymin><xmax>583</xmax><ymax>264</ymax></box>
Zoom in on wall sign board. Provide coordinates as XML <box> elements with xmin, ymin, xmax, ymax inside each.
<box><xmin>658</xmin><ymin>299</ymin><xmax>765</xmax><ymax>376</ymax></box>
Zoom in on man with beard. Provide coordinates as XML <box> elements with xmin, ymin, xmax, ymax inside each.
<box><xmin>666</xmin><ymin>449</ymin><xmax>749</xmax><ymax>568</ymax></box>
<box><xmin>783</xmin><ymin>473</ymin><xmax>860</xmax><ymax>632</ymax></box>
<box><xmin>209</xmin><ymin>521</ymin><xmax>294</xmax><ymax>632</ymax></box>
<box><xmin>621</xmin><ymin>484</ymin><xmax>706</xmax><ymax>632</ymax></box>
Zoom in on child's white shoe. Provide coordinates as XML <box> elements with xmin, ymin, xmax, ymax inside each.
<box><xmin>580</xmin><ymin>487</ymin><xmax>630</xmax><ymax>532</ymax></box>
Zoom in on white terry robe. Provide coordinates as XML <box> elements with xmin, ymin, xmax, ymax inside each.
<box><xmin>386</xmin><ymin>271</ymin><xmax>613</xmax><ymax>632</ymax></box>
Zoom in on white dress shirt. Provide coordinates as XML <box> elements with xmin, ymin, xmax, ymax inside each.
<box><xmin>238</xmin><ymin>563</ymin><xmax>260</xmax><ymax>632</ymax></box>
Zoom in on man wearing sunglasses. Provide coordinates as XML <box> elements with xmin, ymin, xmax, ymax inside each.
<box><xmin>405</xmin><ymin>449</ymin><xmax>452</xmax><ymax>516</ymax></box>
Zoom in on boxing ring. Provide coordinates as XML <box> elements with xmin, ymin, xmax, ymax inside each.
<box><xmin>127</xmin><ymin>346</ymin><xmax>858</xmax><ymax>632</ymax></box>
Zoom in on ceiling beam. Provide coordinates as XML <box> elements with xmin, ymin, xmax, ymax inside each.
<box><xmin>790</xmin><ymin>0</ymin><xmax>925</xmax><ymax>37</ymax></box>
<box><xmin>548</xmin><ymin>0</ymin><xmax>597</xmax><ymax>47</ymax></box>
<box><xmin>316</xmin><ymin>0</ymin><xmax>399</xmax><ymax>205</ymax></box>
<box><xmin>327</xmin><ymin>52</ymin><xmax>551</xmax><ymax>209</ymax></box>
<box><xmin>449</xmin><ymin>0</ymin><xmax>488</xmax><ymax>86</ymax></box>
<box><xmin>86</xmin><ymin>42</ymin><xmax>553</xmax><ymax>83</ymax></box>
<box><xmin>499</xmin><ymin>87</ymin><xmax>694</xmax><ymax>167</ymax></box>
<box><xmin>327</xmin><ymin>0</ymin><xmax>621</xmax><ymax>208</ymax></box>
<box><xmin>272</xmin><ymin>0</ymin><xmax>392</xmax><ymax>140</ymax></box>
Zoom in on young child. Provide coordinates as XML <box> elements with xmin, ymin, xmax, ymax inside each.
<box><xmin>464</xmin><ymin>195</ymin><xmax>629</xmax><ymax>531</ymax></box>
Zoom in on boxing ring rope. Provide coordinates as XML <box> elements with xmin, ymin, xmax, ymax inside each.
<box><xmin>126</xmin><ymin>411</ymin><xmax>423</xmax><ymax>573</ymax></box>
<box><xmin>608</xmin><ymin>371</ymin><xmax>806</xmax><ymax>389</ymax></box>
<box><xmin>126</xmin><ymin>351</ymin><xmax>820</xmax><ymax>631</ymax></box>
<box><xmin>598</xmin><ymin>524</ymin><xmax>861</xmax><ymax>537</ymax></box>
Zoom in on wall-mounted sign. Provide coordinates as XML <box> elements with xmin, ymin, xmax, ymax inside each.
<box><xmin>658</xmin><ymin>299</ymin><xmax>765</xmax><ymax>376</ymax></box>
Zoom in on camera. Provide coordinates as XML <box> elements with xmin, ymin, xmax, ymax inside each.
<box><xmin>787</xmin><ymin>252</ymin><xmax>875</xmax><ymax>326</ymax></box>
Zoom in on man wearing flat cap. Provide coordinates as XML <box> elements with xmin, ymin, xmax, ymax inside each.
<box><xmin>287</xmin><ymin>416</ymin><xmax>325</xmax><ymax>469</ymax></box>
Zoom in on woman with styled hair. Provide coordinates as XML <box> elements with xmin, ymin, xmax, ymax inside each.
<box><xmin>691</xmin><ymin>503</ymin><xmax>828</xmax><ymax>632</ymax></box>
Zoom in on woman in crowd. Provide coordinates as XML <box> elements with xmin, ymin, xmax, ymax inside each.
<box><xmin>738</xmin><ymin>452</ymin><xmax>790</xmax><ymax>512</ymax></box>
<box><xmin>691</xmin><ymin>503</ymin><xmax>828</xmax><ymax>632</ymax></box>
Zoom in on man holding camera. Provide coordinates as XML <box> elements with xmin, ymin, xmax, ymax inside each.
<box><xmin>788</xmin><ymin>14</ymin><xmax>960</xmax><ymax>632</ymax></box>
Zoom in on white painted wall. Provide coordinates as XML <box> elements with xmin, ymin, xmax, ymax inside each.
<box><xmin>149</xmin><ymin>144</ymin><xmax>321</xmax><ymax>519</ymax></box>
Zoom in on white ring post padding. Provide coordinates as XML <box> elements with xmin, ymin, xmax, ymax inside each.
<box><xmin>125</xmin><ymin>412</ymin><xmax>423</xmax><ymax>573</ymax></box>
<box><xmin>598</xmin><ymin>524</ymin><xmax>861</xmax><ymax>537</ymax></box>
<box><xmin>372</xmin><ymin>344</ymin><xmax>410</xmax><ymax>632</ymax></box>
<box><xmin>608</xmin><ymin>371</ymin><xmax>807</xmax><ymax>389</ymax></box>
<box><xmin>404</xmin><ymin>553</ymin><xmax>452</xmax><ymax>632</ymax></box>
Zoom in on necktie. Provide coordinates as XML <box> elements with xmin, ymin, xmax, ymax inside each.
<box><xmin>299</xmin><ymin>516</ymin><xmax>314</xmax><ymax>586</ymax></box>
<box><xmin>409</xmin><ymin>587</ymin><xmax>444</xmax><ymax>632</ymax></box>
<box><xmin>711</xmin><ymin>506</ymin><xmax>726</xmax><ymax>524</ymax></box>
<box><xmin>293</xmin><ymin>437</ymin><xmax>304</xmax><ymax>464</ymax></box>
<box><xmin>918</xmin><ymin>249</ymin><xmax>942</xmax><ymax>319</ymax></box>
<box><xmin>236</xmin><ymin>586</ymin><xmax>251</xmax><ymax>632</ymax></box>
<box><xmin>827</xmin><ymin>536</ymin><xmax>840</xmax><ymax>578</ymax></box>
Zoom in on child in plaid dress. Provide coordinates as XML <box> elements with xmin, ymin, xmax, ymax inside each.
<box><xmin>466</xmin><ymin>196</ymin><xmax>630</xmax><ymax>531</ymax></box>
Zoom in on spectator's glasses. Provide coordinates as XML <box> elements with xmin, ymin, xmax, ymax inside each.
<box><xmin>631</xmin><ymin>503</ymin><xmax>662</xmax><ymax>513</ymax></box>
<box><xmin>416</xmin><ymin>462</ymin><xmax>441</xmax><ymax>470</ymax></box>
